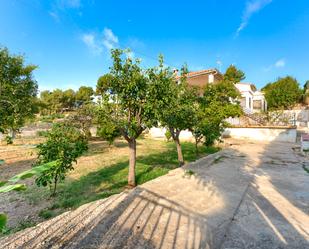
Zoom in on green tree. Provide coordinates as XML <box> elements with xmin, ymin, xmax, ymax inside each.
<box><xmin>96</xmin><ymin>49</ymin><xmax>159</xmax><ymax>186</ymax></box>
<box><xmin>68</xmin><ymin>103</ymin><xmax>95</xmax><ymax>138</ymax></box>
<box><xmin>76</xmin><ymin>86</ymin><xmax>94</xmax><ymax>106</ymax></box>
<box><xmin>262</xmin><ymin>76</ymin><xmax>302</xmax><ymax>109</ymax></box>
<box><xmin>199</xmin><ymin>80</ymin><xmax>242</xmax><ymax>146</ymax></box>
<box><xmin>153</xmin><ymin>64</ymin><xmax>197</xmax><ymax>165</ymax></box>
<box><xmin>0</xmin><ymin>47</ymin><xmax>38</xmax><ymax>136</ymax></box>
<box><xmin>35</xmin><ymin>123</ymin><xmax>88</xmax><ymax>195</ymax></box>
<box><xmin>224</xmin><ymin>65</ymin><xmax>245</xmax><ymax>83</ymax></box>
<box><xmin>62</xmin><ymin>89</ymin><xmax>76</xmax><ymax>110</ymax></box>
<box><xmin>96</xmin><ymin>74</ymin><xmax>114</xmax><ymax>96</ymax></box>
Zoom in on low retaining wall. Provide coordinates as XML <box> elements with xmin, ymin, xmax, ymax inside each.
<box><xmin>223</xmin><ymin>126</ymin><xmax>297</xmax><ymax>143</ymax></box>
<box><xmin>149</xmin><ymin>127</ymin><xmax>194</xmax><ymax>141</ymax></box>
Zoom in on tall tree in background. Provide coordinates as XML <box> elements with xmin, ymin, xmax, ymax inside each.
<box><xmin>224</xmin><ymin>65</ymin><xmax>245</xmax><ymax>83</ymax></box>
<box><xmin>62</xmin><ymin>89</ymin><xmax>76</xmax><ymax>110</ymax></box>
<box><xmin>0</xmin><ymin>47</ymin><xmax>38</xmax><ymax>136</ymax></box>
<box><xmin>76</xmin><ymin>86</ymin><xmax>94</xmax><ymax>106</ymax></box>
<box><xmin>262</xmin><ymin>76</ymin><xmax>302</xmax><ymax>109</ymax></box>
<box><xmin>96</xmin><ymin>49</ymin><xmax>160</xmax><ymax>187</ymax></box>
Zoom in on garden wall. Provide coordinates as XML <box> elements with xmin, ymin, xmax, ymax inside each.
<box><xmin>222</xmin><ymin>126</ymin><xmax>297</xmax><ymax>143</ymax></box>
<box><xmin>148</xmin><ymin>127</ymin><xmax>194</xmax><ymax>141</ymax></box>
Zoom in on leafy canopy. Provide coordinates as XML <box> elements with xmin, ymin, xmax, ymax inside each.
<box><xmin>35</xmin><ymin>123</ymin><xmax>88</xmax><ymax>195</ymax></box>
<box><xmin>199</xmin><ymin>80</ymin><xmax>242</xmax><ymax>146</ymax></box>
<box><xmin>98</xmin><ymin>49</ymin><xmax>159</xmax><ymax>142</ymax></box>
<box><xmin>224</xmin><ymin>65</ymin><xmax>245</xmax><ymax>83</ymax></box>
<box><xmin>0</xmin><ymin>47</ymin><xmax>38</xmax><ymax>133</ymax></box>
<box><xmin>262</xmin><ymin>76</ymin><xmax>302</xmax><ymax>109</ymax></box>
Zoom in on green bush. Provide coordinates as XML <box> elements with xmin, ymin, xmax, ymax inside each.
<box><xmin>165</xmin><ymin>129</ymin><xmax>172</xmax><ymax>141</ymax></box>
<box><xmin>36</xmin><ymin>130</ymin><xmax>48</xmax><ymax>137</ymax></box>
<box><xmin>39</xmin><ymin>209</ymin><xmax>55</xmax><ymax>219</ymax></box>
<box><xmin>96</xmin><ymin>122</ymin><xmax>120</xmax><ymax>145</ymax></box>
<box><xmin>5</xmin><ymin>136</ymin><xmax>13</xmax><ymax>145</ymax></box>
<box><xmin>35</xmin><ymin>123</ymin><xmax>88</xmax><ymax>196</ymax></box>
<box><xmin>0</xmin><ymin>213</ymin><xmax>7</xmax><ymax>233</ymax></box>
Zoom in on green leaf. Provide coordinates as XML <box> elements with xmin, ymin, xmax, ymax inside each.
<box><xmin>0</xmin><ymin>159</ymin><xmax>5</xmax><ymax>166</ymax></box>
<box><xmin>0</xmin><ymin>182</ymin><xmax>7</xmax><ymax>187</ymax></box>
<box><xmin>8</xmin><ymin>161</ymin><xmax>58</xmax><ymax>183</ymax></box>
<box><xmin>0</xmin><ymin>213</ymin><xmax>7</xmax><ymax>232</ymax></box>
<box><xmin>0</xmin><ymin>184</ymin><xmax>27</xmax><ymax>193</ymax></box>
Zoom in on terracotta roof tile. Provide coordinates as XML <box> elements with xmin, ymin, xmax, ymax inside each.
<box><xmin>175</xmin><ymin>68</ymin><xmax>221</xmax><ymax>79</ymax></box>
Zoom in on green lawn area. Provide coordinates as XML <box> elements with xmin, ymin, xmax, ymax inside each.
<box><xmin>23</xmin><ymin>137</ymin><xmax>219</xmax><ymax>220</ymax></box>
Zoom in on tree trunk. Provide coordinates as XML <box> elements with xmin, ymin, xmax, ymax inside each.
<box><xmin>128</xmin><ymin>138</ymin><xmax>137</xmax><ymax>187</ymax></box>
<box><xmin>175</xmin><ymin>135</ymin><xmax>184</xmax><ymax>166</ymax></box>
<box><xmin>195</xmin><ymin>137</ymin><xmax>199</xmax><ymax>157</ymax></box>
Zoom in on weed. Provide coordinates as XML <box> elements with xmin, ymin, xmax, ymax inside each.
<box><xmin>39</xmin><ymin>209</ymin><xmax>55</xmax><ymax>219</ymax></box>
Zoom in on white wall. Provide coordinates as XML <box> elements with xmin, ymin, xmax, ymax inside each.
<box><xmin>223</xmin><ymin>127</ymin><xmax>297</xmax><ymax>143</ymax></box>
<box><xmin>149</xmin><ymin>127</ymin><xmax>194</xmax><ymax>141</ymax></box>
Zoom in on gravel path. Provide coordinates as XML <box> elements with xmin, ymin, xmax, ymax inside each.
<box><xmin>1</xmin><ymin>139</ymin><xmax>308</xmax><ymax>249</ymax></box>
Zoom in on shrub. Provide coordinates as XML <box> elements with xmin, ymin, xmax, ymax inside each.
<box><xmin>36</xmin><ymin>130</ymin><xmax>48</xmax><ymax>137</ymax></box>
<box><xmin>0</xmin><ymin>213</ymin><xmax>7</xmax><ymax>233</ymax></box>
<box><xmin>96</xmin><ymin>121</ymin><xmax>120</xmax><ymax>145</ymax></box>
<box><xmin>165</xmin><ymin>129</ymin><xmax>172</xmax><ymax>141</ymax></box>
<box><xmin>39</xmin><ymin>209</ymin><xmax>55</xmax><ymax>219</ymax></box>
<box><xmin>35</xmin><ymin>123</ymin><xmax>88</xmax><ymax>196</ymax></box>
<box><xmin>5</xmin><ymin>136</ymin><xmax>13</xmax><ymax>145</ymax></box>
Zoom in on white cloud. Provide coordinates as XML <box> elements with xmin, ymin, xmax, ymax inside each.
<box><xmin>49</xmin><ymin>11</ymin><xmax>60</xmax><ymax>22</ymax></box>
<box><xmin>263</xmin><ymin>58</ymin><xmax>286</xmax><ymax>71</ymax></box>
<box><xmin>81</xmin><ymin>33</ymin><xmax>103</xmax><ymax>55</ymax></box>
<box><xmin>275</xmin><ymin>58</ymin><xmax>286</xmax><ymax>68</ymax></box>
<box><xmin>102</xmin><ymin>28</ymin><xmax>119</xmax><ymax>50</ymax></box>
<box><xmin>81</xmin><ymin>27</ymin><xmax>120</xmax><ymax>55</ymax></box>
<box><xmin>236</xmin><ymin>0</ymin><xmax>272</xmax><ymax>37</ymax></box>
<box><xmin>49</xmin><ymin>0</ymin><xmax>81</xmax><ymax>22</ymax></box>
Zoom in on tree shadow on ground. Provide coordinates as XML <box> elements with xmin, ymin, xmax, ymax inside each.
<box><xmin>2</xmin><ymin>138</ymin><xmax>309</xmax><ymax>248</ymax></box>
<box><xmin>53</xmin><ymin>142</ymin><xmax>218</xmax><ymax>210</ymax></box>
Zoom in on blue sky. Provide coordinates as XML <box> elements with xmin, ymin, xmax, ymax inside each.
<box><xmin>0</xmin><ymin>0</ymin><xmax>309</xmax><ymax>91</ymax></box>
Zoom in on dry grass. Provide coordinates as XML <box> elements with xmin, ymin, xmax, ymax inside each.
<box><xmin>0</xmin><ymin>136</ymin><xmax>219</xmax><ymax>233</ymax></box>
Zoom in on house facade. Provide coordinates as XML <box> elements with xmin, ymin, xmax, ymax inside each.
<box><xmin>176</xmin><ymin>69</ymin><xmax>267</xmax><ymax>113</ymax></box>
<box><xmin>235</xmin><ymin>83</ymin><xmax>267</xmax><ymax>113</ymax></box>
<box><xmin>175</xmin><ymin>69</ymin><xmax>223</xmax><ymax>94</ymax></box>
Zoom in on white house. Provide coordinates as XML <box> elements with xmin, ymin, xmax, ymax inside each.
<box><xmin>235</xmin><ymin>83</ymin><xmax>267</xmax><ymax>113</ymax></box>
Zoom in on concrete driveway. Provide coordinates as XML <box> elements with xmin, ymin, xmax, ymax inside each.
<box><xmin>1</xmin><ymin>139</ymin><xmax>308</xmax><ymax>249</ymax></box>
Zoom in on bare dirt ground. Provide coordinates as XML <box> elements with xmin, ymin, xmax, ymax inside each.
<box><xmin>0</xmin><ymin>140</ymin><xmax>47</xmax><ymax>229</ymax></box>
<box><xmin>1</xmin><ymin>138</ymin><xmax>308</xmax><ymax>249</ymax></box>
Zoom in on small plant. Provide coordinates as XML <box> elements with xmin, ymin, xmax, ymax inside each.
<box><xmin>0</xmin><ymin>213</ymin><xmax>7</xmax><ymax>233</ymax></box>
<box><xmin>39</xmin><ymin>209</ymin><xmax>55</xmax><ymax>219</ymax></box>
<box><xmin>96</xmin><ymin>120</ymin><xmax>120</xmax><ymax>146</ymax></box>
<box><xmin>165</xmin><ymin>129</ymin><xmax>172</xmax><ymax>142</ymax></box>
<box><xmin>5</xmin><ymin>136</ymin><xmax>13</xmax><ymax>145</ymax></box>
<box><xmin>184</xmin><ymin>169</ymin><xmax>195</xmax><ymax>177</ymax></box>
<box><xmin>35</xmin><ymin>123</ymin><xmax>88</xmax><ymax>196</ymax></box>
<box><xmin>36</xmin><ymin>130</ymin><xmax>48</xmax><ymax>137</ymax></box>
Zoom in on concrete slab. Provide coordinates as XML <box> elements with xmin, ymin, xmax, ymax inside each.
<box><xmin>1</xmin><ymin>140</ymin><xmax>308</xmax><ymax>249</ymax></box>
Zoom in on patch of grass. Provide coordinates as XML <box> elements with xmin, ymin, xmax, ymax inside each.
<box><xmin>22</xmin><ymin>138</ymin><xmax>219</xmax><ymax>215</ymax></box>
<box><xmin>50</xmin><ymin>139</ymin><xmax>219</xmax><ymax>210</ymax></box>
<box><xmin>1</xmin><ymin>219</ymin><xmax>36</xmax><ymax>237</ymax></box>
<box><xmin>39</xmin><ymin>209</ymin><xmax>55</xmax><ymax>219</ymax></box>
<box><xmin>303</xmin><ymin>163</ymin><xmax>309</xmax><ymax>174</ymax></box>
<box><xmin>184</xmin><ymin>169</ymin><xmax>195</xmax><ymax>177</ymax></box>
